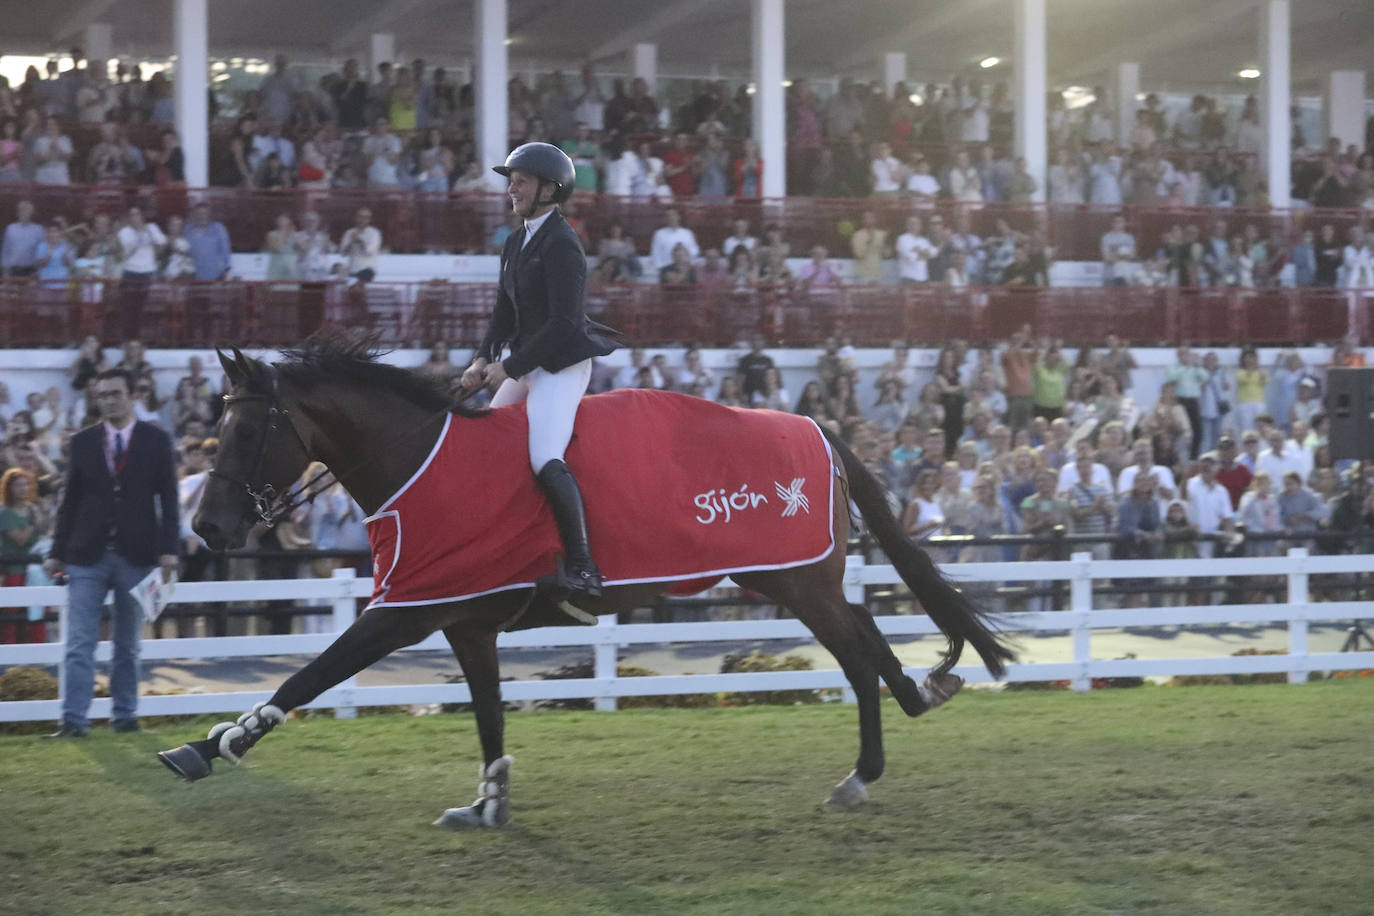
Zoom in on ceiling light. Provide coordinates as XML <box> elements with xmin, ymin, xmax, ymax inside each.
<box><xmin>1238</xmin><ymin>68</ymin><xmax>1261</xmax><ymax>79</ymax></box>
<box><xmin>979</xmin><ymin>57</ymin><xmax>1000</xmax><ymax>69</ymax></box>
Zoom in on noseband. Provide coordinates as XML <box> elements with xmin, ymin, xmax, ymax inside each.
<box><xmin>210</xmin><ymin>367</ymin><xmax>322</xmax><ymax>528</ymax></box>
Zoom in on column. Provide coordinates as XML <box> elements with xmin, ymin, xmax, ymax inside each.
<box><xmin>84</xmin><ymin>22</ymin><xmax>113</xmax><ymax>68</ymax></box>
<box><xmin>1013</xmin><ymin>0</ymin><xmax>1047</xmax><ymax>203</ymax></box>
<box><xmin>1325</xmin><ymin>70</ymin><xmax>1366</xmax><ymax>151</ymax></box>
<box><xmin>474</xmin><ymin>0</ymin><xmax>509</xmax><ymax>190</ymax></box>
<box><xmin>173</xmin><ymin>0</ymin><xmax>209</xmax><ymax>187</ymax></box>
<box><xmin>1258</xmin><ymin>0</ymin><xmax>1291</xmax><ymax>207</ymax></box>
<box><xmin>751</xmin><ymin>0</ymin><xmax>785</xmax><ymax>198</ymax></box>
<box><xmin>632</xmin><ymin>42</ymin><xmax>657</xmax><ymax>94</ymax></box>
<box><xmin>883</xmin><ymin>51</ymin><xmax>907</xmax><ymax>97</ymax></box>
<box><xmin>1116</xmin><ymin>62</ymin><xmax>1139</xmax><ymax>147</ymax></box>
<box><xmin>369</xmin><ymin>32</ymin><xmax>395</xmax><ymax>78</ymax></box>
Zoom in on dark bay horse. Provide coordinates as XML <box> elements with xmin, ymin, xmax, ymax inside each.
<box><xmin>157</xmin><ymin>335</ymin><xmax>1014</xmax><ymax>826</ymax></box>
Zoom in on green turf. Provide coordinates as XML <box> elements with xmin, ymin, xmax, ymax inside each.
<box><xmin>3</xmin><ymin>681</ymin><xmax>1372</xmax><ymax>915</ymax></box>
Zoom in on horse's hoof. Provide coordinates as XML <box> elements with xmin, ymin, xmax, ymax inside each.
<box><xmin>433</xmin><ymin>797</ymin><xmax>510</xmax><ymax>829</ymax></box>
<box><xmin>157</xmin><ymin>744</ymin><xmax>213</xmax><ymax>781</ymax></box>
<box><xmin>917</xmin><ymin>673</ymin><xmax>964</xmax><ymax>713</ymax></box>
<box><xmin>827</xmin><ymin>771</ymin><xmax>868</xmax><ymax>809</ymax></box>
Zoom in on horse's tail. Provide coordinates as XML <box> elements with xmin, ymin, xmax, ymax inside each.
<box><xmin>821</xmin><ymin>426</ymin><xmax>1015</xmax><ymax>679</ymax></box>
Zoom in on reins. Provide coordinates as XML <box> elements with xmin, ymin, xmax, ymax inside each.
<box><xmin>213</xmin><ymin>365</ymin><xmax>478</xmax><ymax>529</ymax></box>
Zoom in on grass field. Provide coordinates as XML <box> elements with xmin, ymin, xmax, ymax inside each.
<box><xmin>3</xmin><ymin>681</ymin><xmax>1373</xmax><ymax>916</ymax></box>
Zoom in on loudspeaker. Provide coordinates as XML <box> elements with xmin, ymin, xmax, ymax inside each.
<box><xmin>1326</xmin><ymin>367</ymin><xmax>1374</xmax><ymax>460</ymax></box>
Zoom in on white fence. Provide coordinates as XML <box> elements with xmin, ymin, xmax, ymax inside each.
<box><xmin>2</xmin><ymin>549</ymin><xmax>1373</xmax><ymax>723</ymax></box>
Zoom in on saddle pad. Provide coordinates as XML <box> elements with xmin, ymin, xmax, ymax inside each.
<box><xmin>365</xmin><ymin>388</ymin><xmax>835</xmax><ymax>607</ymax></box>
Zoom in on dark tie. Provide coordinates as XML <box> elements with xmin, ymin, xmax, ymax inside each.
<box><xmin>114</xmin><ymin>432</ymin><xmax>124</xmax><ymax>468</ymax></box>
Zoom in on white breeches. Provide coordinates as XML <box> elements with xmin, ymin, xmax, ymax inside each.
<box><xmin>489</xmin><ymin>359</ymin><xmax>593</xmax><ymax>473</ymax></box>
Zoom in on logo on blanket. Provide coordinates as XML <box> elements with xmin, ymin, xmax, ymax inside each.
<box><xmin>693</xmin><ymin>479</ymin><xmax>809</xmax><ymax>525</ymax></box>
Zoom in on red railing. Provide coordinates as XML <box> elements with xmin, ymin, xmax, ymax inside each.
<box><xmin>2</xmin><ymin>183</ymin><xmax>1369</xmax><ymax>264</ymax></box>
<box><xmin>0</xmin><ymin>278</ymin><xmax>1366</xmax><ymax>349</ymax></box>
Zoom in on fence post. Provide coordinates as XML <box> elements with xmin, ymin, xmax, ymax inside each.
<box><xmin>1286</xmin><ymin>547</ymin><xmax>1309</xmax><ymax>684</ymax></box>
<box><xmin>1070</xmin><ymin>551</ymin><xmax>1094</xmax><ymax>692</ymax></box>
<box><xmin>840</xmin><ymin>553</ymin><xmax>866</xmax><ymax>704</ymax></box>
<box><xmin>594</xmin><ymin>615</ymin><xmax>618</xmax><ymax>712</ymax></box>
<box><xmin>331</xmin><ymin>568</ymin><xmax>358</xmax><ymax>718</ymax></box>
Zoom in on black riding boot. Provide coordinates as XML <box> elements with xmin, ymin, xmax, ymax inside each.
<box><xmin>535</xmin><ymin>459</ymin><xmax>603</xmax><ymax>600</ymax></box>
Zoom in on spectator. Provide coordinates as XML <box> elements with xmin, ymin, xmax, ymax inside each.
<box><xmin>1048</xmin><ymin>148</ymin><xmax>1086</xmax><ymax>204</ymax></box>
<box><xmin>1214</xmin><ymin>435</ymin><xmax>1253</xmax><ymax>509</ymax></box>
<box><xmin>661</xmin><ymin>131</ymin><xmax>699</xmax><ymax>198</ymax></box>
<box><xmin>849</xmin><ymin>211</ymin><xmax>887</xmax><ymax>284</ymax></box>
<box><xmin>1058</xmin><ymin>438</ymin><xmax>1113</xmax><ymax>493</ymax></box>
<box><xmin>658</xmin><ymin>244</ymin><xmax>697</xmax><ymax>285</ymax></box>
<box><xmin>340</xmin><ymin>207</ymin><xmax>382</xmax><ymax>282</ymax></box>
<box><xmin>1031</xmin><ymin>344</ymin><xmax>1070</xmax><ymax>421</ymax></box>
<box><xmin>900</xmin><ymin>468</ymin><xmax>945</xmax><ymax>541</ymax></box>
<box><xmin>869</xmin><ymin>141</ymin><xmax>903</xmax><ymax>197</ymax></box>
<box><xmin>649</xmin><ymin>208</ymin><xmax>699</xmax><ymax>272</ymax></box>
<box><xmin>721</xmin><ymin>219</ymin><xmax>757</xmax><ymax>258</ymax></box>
<box><xmin>32</xmin><ymin>116</ymin><xmax>73</xmax><ymax>184</ymax></box>
<box><xmin>597</xmin><ymin>223</ymin><xmax>640</xmax><ymax>280</ymax></box>
<box><xmin>1000</xmin><ymin>328</ymin><xmax>1036</xmax><ymax>432</ymax></box>
<box><xmin>184</xmin><ymin>203</ymin><xmax>231</xmax><ymax>281</ymax></box>
<box><xmin>793</xmin><ymin>380</ymin><xmax>828</xmax><ymax>420</ymax></box>
<box><xmin>905</xmin><ymin>156</ymin><xmax>940</xmax><ymax>206</ymax></box>
<box><xmin>1115</xmin><ymin>470</ymin><xmax>1163</xmax><ymax>561</ymax></box>
<box><xmin>1185</xmin><ymin>451</ymin><xmax>1236</xmax><ymax>558</ymax></box>
<box><xmin>1238</xmin><ymin>471</ymin><xmax>1281</xmax><ymax>556</ymax></box>
<box><xmin>826</xmin><ymin>373</ymin><xmax>863</xmax><ymax>424</ymax></box>
<box><xmin>677</xmin><ymin>347</ymin><xmax>715</xmax><ymax>393</ymax></box>
<box><xmin>0</xmin><ymin>468</ymin><xmax>41</xmax><ymax>643</ymax></box>
<box><xmin>1064</xmin><ymin>451</ymin><xmax>1115</xmax><ymax>559</ymax></box>
<box><xmin>1291</xmin><ymin>229</ymin><xmax>1316</xmax><ymax>287</ymax></box>
<box><xmin>264</xmin><ymin>214</ymin><xmax>299</xmax><ymax>280</ymax></box>
<box><xmin>1115</xmin><ymin>434</ymin><xmax>1179</xmax><ymax>501</ymax></box>
<box><xmin>736</xmin><ymin>335</ymin><xmax>774</xmax><ymax>402</ymax></box>
<box><xmin>332</xmin><ymin>59</ymin><xmax>368</xmax><ymax>130</ymax></box>
<box><xmin>1277</xmin><ymin>469</ymin><xmax>1328</xmax><ymax>547</ymax></box>
<box><xmin>869</xmin><ymin>379</ymin><xmax>909</xmax><ymax>433</ymax></box>
<box><xmin>0</xmin><ymin>117</ymin><xmax>22</xmax><ymax>183</ymax></box>
<box><xmin>1004</xmin><ymin>156</ymin><xmax>1037</xmax><ymax>203</ymax></box>
<box><xmin>947</xmin><ymin>148</ymin><xmax>982</xmax><ymax>203</ymax></box>
<box><xmin>933</xmin><ymin>346</ymin><xmax>966</xmax><ymax>458</ymax></box>
<box><xmin>696</xmin><ymin>131</ymin><xmax>730</xmax><ymax>197</ymax></box>
<box><xmin>363</xmin><ymin>117</ymin><xmax>403</xmax><ymax>187</ymax></box>
<box><xmin>1166</xmin><ymin>345</ymin><xmax>1207</xmax><ymax>459</ymax></box>
<box><xmin>1087</xmin><ymin>146</ymin><xmax>1123</xmax><ymax>205</ymax></box>
<box><xmin>1197</xmin><ymin>351</ymin><xmax>1231</xmax><ymax>456</ymax></box>
<box><xmin>1342</xmin><ymin>226</ymin><xmax>1374</xmax><ymax>288</ymax></box>
<box><xmin>895</xmin><ymin>216</ymin><xmax>936</xmax><ymax>284</ymax></box>
<box><xmin>1141</xmin><ymin>380</ymin><xmax>1192</xmax><ymax>460</ymax></box>
<box><xmin>2</xmin><ymin>199</ymin><xmax>42</xmax><ymax>277</ymax></box>
<box><xmin>1100</xmin><ymin>214</ymin><xmax>1136</xmax><ymax>286</ymax></box>
<box><xmin>751</xmin><ymin>367</ymin><xmax>789</xmax><ymax>410</ymax></box>
<box><xmin>294</xmin><ymin>210</ymin><xmax>335</xmax><ymax>283</ymax></box>
<box><xmin>116</xmin><ymin>208</ymin><xmax>166</xmax><ymax>337</ymax></box>
<box><xmin>798</xmin><ymin>245</ymin><xmax>840</xmax><ymax>292</ymax></box>
<box><xmin>1313</xmin><ymin>224</ymin><xmax>1342</xmax><ymax>286</ymax></box>
<box><xmin>34</xmin><ymin>221</ymin><xmax>74</xmax><ymax>287</ymax></box>
<box><xmin>1257</xmin><ymin>427</ymin><xmax>1311</xmax><ymax>483</ymax></box>
<box><xmin>732</xmin><ymin>138</ymin><xmax>763</xmax><ymax>199</ymax></box>
<box><xmin>171</xmin><ymin>356</ymin><xmax>216</xmax><ymax>436</ymax></box>
<box><xmin>715</xmin><ymin>374</ymin><xmax>747</xmax><ymax>408</ymax></box>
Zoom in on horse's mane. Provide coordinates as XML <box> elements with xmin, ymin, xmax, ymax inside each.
<box><xmin>273</xmin><ymin>329</ymin><xmax>488</xmax><ymax>418</ymax></box>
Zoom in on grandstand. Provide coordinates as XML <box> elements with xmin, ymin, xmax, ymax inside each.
<box><xmin>0</xmin><ymin>1</ymin><xmax>1371</xmax><ymax>656</ymax></box>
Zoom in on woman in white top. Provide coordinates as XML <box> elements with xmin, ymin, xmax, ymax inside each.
<box><xmin>116</xmin><ymin>207</ymin><xmax>167</xmax><ymax>338</ymax></box>
<box><xmin>901</xmin><ymin>469</ymin><xmax>946</xmax><ymax>542</ymax></box>
<box><xmin>870</xmin><ymin>142</ymin><xmax>904</xmax><ymax>196</ymax></box>
<box><xmin>32</xmin><ymin>117</ymin><xmax>73</xmax><ymax>185</ymax></box>
<box><xmin>1341</xmin><ymin>227</ymin><xmax>1374</xmax><ymax>288</ymax></box>
<box><xmin>947</xmin><ymin>149</ymin><xmax>983</xmax><ymax>203</ymax></box>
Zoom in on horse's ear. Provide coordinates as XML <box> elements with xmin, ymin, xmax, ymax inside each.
<box><xmin>217</xmin><ymin>348</ymin><xmax>240</xmax><ymax>383</ymax></box>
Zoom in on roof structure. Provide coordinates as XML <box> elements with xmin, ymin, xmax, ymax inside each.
<box><xmin>1</xmin><ymin>0</ymin><xmax>1370</xmax><ymax>92</ymax></box>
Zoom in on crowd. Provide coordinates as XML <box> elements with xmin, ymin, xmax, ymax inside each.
<box><xmin>2</xmin><ymin>50</ymin><xmax>1372</xmax><ymax>211</ymax></box>
<box><xmin>0</xmin><ymin>330</ymin><xmax>1371</xmax><ymax>642</ymax></box>
<box><xmin>594</xmin><ymin>332</ymin><xmax>1374</xmax><ymax>602</ymax></box>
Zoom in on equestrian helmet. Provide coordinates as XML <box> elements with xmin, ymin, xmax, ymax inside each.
<box><xmin>492</xmin><ymin>142</ymin><xmax>576</xmax><ymax>203</ymax></box>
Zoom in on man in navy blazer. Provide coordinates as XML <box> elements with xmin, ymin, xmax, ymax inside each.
<box><xmin>44</xmin><ymin>367</ymin><xmax>180</xmax><ymax>736</ymax></box>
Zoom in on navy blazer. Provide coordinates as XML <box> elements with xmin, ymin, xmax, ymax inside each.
<box><xmin>476</xmin><ymin>208</ymin><xmax>619</xmax><ymax>378</ymax></box>
<box><xmin>50</xmin><ymin>420</ymin><xmax>180</xmax><ymax>567</ymax></box>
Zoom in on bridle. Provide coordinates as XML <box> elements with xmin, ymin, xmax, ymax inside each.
<box><xmin>210</xmin><ymin>365</ymin><xmax>324</xmax><ymax>528</ymax></box>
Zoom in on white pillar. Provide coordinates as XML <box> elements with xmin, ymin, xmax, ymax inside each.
<box><xmin>369</xmin><ymin>32</ymin><xmax>395</xmax><ymax>78</ymax></box>
<box><xmin>173</xmin><ymin>0</ymin><xmax>209</xmax><ymax>188</ymax></box>
<box><xmin>1013</xmin><ymin>0</ymin><xmax>1047</xmax><ymax>203</ymax></box>
<box><xmin>474</xmin><ymin>0</ymin><xmax>508</xmax><ymax>191</ymax></box>
<box><xmin>84</xmin><ymin>22</ymin><xmax>112</xmax><ymax>67</ymax></box>
<box><xmin>751</xmin><ymin>0</ymin><xmax>786</xmax><ymax>198</ymax></box>
<box><xmin>1116</xmin><ymin>62</ymin><xmax>1139</xmax><ymax>147</ymax></box>
<box><xmin>1258</xmin><ymin>0</ymin><xmax>1291</xmax><ymax>207</ymax></box>
<box><xmin>632</xmin><ymin>42</ymin><xmax>657</xmax><ymax>94</ymax></box>
<box><xmin>883</xmin><ymin>51</ymin><xmax>907</xmax><ymax>97</ymax></box>
<box><xmin>1325</xmin><ymin>70</ymin><xmax>1367</xmax><ymax>152</ymax></box>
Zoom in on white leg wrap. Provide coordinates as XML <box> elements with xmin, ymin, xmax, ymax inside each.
<box><xmin>207</xmin><ymin>721</ymin><xmax>234</xmax><ymax>741</ymax></box>
<box><xmin>218</xmin><ymin>725</ymin><xmax>248</xmax><ymax>764</ymax></box>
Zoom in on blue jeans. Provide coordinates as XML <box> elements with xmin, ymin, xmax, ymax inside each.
<box><xmin>62</xmin><ymin>550</ymin><xmax>151</xmax><ymax>729</ymax></box>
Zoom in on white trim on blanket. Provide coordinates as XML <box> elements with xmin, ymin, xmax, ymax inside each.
<box><xmin>365</xmin><ymin>416</ymin><xmax>838</xmax><ymax>610</ymax></box>
<box><xmin>367</xmin><ymin>412</ymin><xmax>454</xmax><ymax>519</ymax></box>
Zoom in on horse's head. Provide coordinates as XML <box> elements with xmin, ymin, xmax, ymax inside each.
<box><xmin>194</xmin><ymin>348</ymin><xmax>312</xmax><ymax>551</ymax></box>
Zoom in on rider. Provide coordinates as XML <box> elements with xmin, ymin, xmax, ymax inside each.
<box><xmin>461</xmin><ymin>142</ymin><xmax>619</xmax><ymax>601</ymax></box>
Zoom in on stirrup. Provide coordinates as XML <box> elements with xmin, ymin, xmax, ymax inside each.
<box><xmin>535</xmin><ymin>556</ymin><xmax>601</xmax><ymax>624</ymax></box>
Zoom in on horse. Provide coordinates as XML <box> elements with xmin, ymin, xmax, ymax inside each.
<box><xmin>157</xmin><ymin>334</ymin><xmax>1015</xmax><ymax>827</ymax></box>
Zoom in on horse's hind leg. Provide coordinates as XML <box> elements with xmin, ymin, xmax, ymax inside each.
<box><xmin>158</xmin><ymin>604</ymin><xmax>453</xmax><ymax>781</ymax></box>
<box><xmin>433</xmin><ymin>629</ymin><xmax>513</xmax><ymax>829</ymax></box>
<box><xmin>734</xmin><ymin>569</ymin><xmax>884</xmax><ymax>809</ymax></box>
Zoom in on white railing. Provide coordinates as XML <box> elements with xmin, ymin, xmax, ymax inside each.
<box><xmin>2</xmin><ymin>549</ymin><xmax>1373</xmax><ymax>723</ymax></box>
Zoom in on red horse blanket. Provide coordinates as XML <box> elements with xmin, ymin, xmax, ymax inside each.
<box><xmin>365</xmin><ymin>389</ymin><xmax>835</xmax><ymax>607</ymax></box>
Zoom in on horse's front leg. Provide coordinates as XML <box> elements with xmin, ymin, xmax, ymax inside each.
<box><xmin>434</xmin><ymin>628</ymin><xmax>512</xmax><ymax>829</ymax></box>
<box><xmin>157</xmin><ymin>605</ymin><xmax>446</xmax><ymax>781</ymax></box>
